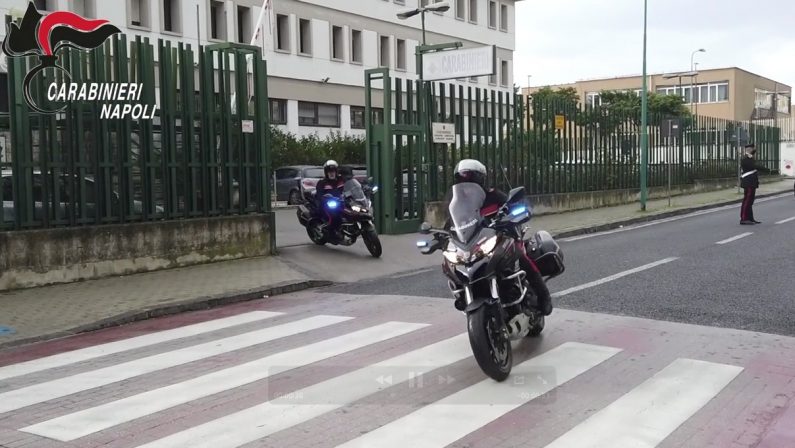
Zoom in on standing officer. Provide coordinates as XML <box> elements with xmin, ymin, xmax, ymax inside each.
<box><xmin>740</xmin><ymin>143</ymin><xmax>761</xmax><ymax>225</ymax></box>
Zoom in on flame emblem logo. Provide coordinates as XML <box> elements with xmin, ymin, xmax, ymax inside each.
<box><xmin>2</xmin><ymin>2</ymin><xmax>121</xmax><ymax>113</ymax></box>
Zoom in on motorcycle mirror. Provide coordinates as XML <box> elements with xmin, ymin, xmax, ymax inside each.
<box><xmin>368</xmin><ymin>177</ymin><xmax>374</xmax><ymax>184</ymax></box>
<box><xmin>419</xmin><ymin>222</ymin><xmax>433</xmax><ymax>235</ymax></box>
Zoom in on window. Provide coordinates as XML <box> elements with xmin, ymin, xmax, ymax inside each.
<box><xmin>163</xmin><ymin>0</ymin><xmax>180</xmax><ymax>33</ymax></box>
<box><xmin>332</xmin><ymin>26</ymin><xmax>344</xmax><ymax>61</ymax></box>
<box><xmin>488</xmin><ymin>1</ymin><xmax>497</xmax><ymax>28</ymax></box>
<box><xmin>379</xmin><ymin>36</ymin><xmax>390</xmax><ymax>68</ymax></box>
<box><xmin>210</xmin><ymin>1</ymin><xmax>227</xmax><ymax>40</ymax></box>
<box><xmin>298</xmin><ymin>102</ymin><xmax>340</xmax><ymax>127</ymax></box>
<box><xmin>396</xmin><ymin>39</ymin><xmax>406</xmax><ymax>70</ymax></box>
<box><xmin>351</xmin><ymin>29</ymin><xmax>363</xmax><ymax>63</ymax></box>
<box><xmin>72</xmin><ymin>0</ymin><xmax>95</xmax><ymax>17</ymax></box>
<box><xmin>586</xmin><ymin>92</ymin><xmax>601</xmax><ymax>107</ymax></box>
<box><xmin>455</xmin><ymin>0</ymin><xmax>466</xmax><ymax>20</ymax></box>
<box><xmin>275</xmin><ymin>14</ymin><xmax>290</xmax><ymax>51</ymax></box>
<box><xmin>658</xmin><ymin>81</ymin><xmax>729</xmax><ymax>104</ymax></box>
<box><xmin>237</xmin><ymin>6</ymin><xmax>252</xmax><ymax>43</ymax></box>
<box><xmin>350</xmin><ymin>106</ymin><xmax>365</xmax><ymax>129</ymax></box>
<box><xmin>270</xmin><ymin>99</ymin><xmax>287</xmax><ymax>125</ymax></box>
<box><xmin>298</xmin><ymin>18</ymin><xmax>312</xmax><ymax>55</ymax></box>
<box><xmin>33</xmin><ymin>0</ymin><xmax>56</xmax><ymax>11</ymax></box>
<box><xmin>372</xmin><ymin>107</ymin><xmax>384</xmax><ymax>125</ymax></box>
<box><xmin>129</xmin><ymin>0</ymin><xmax>150</xmax><ymax>27</ymax></box>
<box><xmin>777</xmin><ymin>94</ymin><xmax>790</xmax><ymax>114</ymax></box>
<box><xmin>275</xmin><ymin>168</ymin><xmax>299</xmax><ymax>180</ymax></box>
<box><xmin>500</xmin><ymin>60</ymin><xmax>509</xmax><ymax>86</ymax></box>
<box><xmin>718</xmin><ymin>84</ymin><xmax>729</xmax><ymax>103</ymax></box>
<box><xmin>468</xmin><ymin>0</ymin><xmax>478</xmax><ymax>23</ymax></box>
<box><xmin>500</xmin><ymin>4</ymin><xmax>508</xmax><ymax>31</ymax></box>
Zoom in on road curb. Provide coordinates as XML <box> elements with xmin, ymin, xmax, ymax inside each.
<box><xmin>0</xmin><ymin>279</ymin><xmax>332</xmax><ymax>350</ymax></box>
<box><xmin>551</xmin><ymin>190</ymin><xmax>791</xmax><ymax>240</ymax></box>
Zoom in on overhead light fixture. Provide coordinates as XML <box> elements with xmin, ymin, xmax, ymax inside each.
<box><xmin>397</xmin><ymin>2</ymin><xmax>450</xmax><ymax>20</ymax></box>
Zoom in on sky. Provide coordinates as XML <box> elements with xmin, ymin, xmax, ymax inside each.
<box><xmin>514</xmin><ymin>0</ymin><xmax>795</xmax><ymax>93</ymax></box>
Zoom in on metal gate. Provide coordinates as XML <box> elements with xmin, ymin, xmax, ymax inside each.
<box><xmin>2</xmin><ymin>34</ymin><xmax>270</xmax><ymax>232</ymax></box>
<box><xmin>365</xmin><ymin>68</ymin><xmax>427</xmax><ymax>235</ymax></box>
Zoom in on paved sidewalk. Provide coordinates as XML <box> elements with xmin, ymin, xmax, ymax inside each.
<box><xmin>1</xmin><ymin>179</ymin><xmax>791</xmax><ymax>348</ymax></box>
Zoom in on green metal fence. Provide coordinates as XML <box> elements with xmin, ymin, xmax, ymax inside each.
<box><xmin>1</xmin><ymin>35</ymin><xmax>270</xmax><ymax>231</ymax></box>
<box><xmin>365</xmin><ymin>73</ymin><xmax>780</xmax><ymax>234</ymax></box>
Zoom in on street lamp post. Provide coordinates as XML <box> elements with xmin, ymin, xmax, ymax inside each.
<box><xmin>690</xmin><ymin>49</ymin><xmax>705</xmax><ymax>115</ymax></box>
<box><xmin>640</xmin><ymin>0</ymin><xmax>649</xmax><ymax>211</ymax></box>
<box><xmin>397</xmin><ymin>2</ymin><xmax>451</xmax><ymax>199</ymax></box>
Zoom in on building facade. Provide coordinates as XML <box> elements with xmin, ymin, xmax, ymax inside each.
<box><xmin>0</xmin><ymin>0</ymin><xmax>520</xmax><ymax>137</ymax></box>
<box><xmin>522</xmin><ymin>67</ymin><xmax>792</xmax><ymax>123</ymax></box>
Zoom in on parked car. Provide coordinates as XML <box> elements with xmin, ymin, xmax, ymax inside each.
<box><xmin>274</xmin><ymin>165</ymin><xmax>324</xmax><ymax>205</ymax></box>
<box><xmin>2</xmin><ymin>169</ymin><xmax>160</xmax><ymax>225</ymax></box>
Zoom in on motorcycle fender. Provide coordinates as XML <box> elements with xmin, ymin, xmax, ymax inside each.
<box><xmin>464</xmin><ymin>295</ymin><xmax>498</xmax><ymax>314</ymax></box>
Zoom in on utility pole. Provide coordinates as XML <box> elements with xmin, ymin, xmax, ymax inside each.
<box><xmin>640</xmin><ymin>0</ymin><xmax>649</xmax><ymax>211</ymax></box>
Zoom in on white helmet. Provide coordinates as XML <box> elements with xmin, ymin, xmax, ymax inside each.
<box><xmin>454</xmin><ymin>159</ymin><xmax>487</xmax><ymax>186</ymax></box>
<box><xmin>323</xmin><ymin>160</ymin><xmax>339</xmax><ymax>178</ymax></box>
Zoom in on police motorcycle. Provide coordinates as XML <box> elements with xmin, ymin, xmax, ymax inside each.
<box><xmin>416</xmin><ymin>184</ymin><xmax>565</xmax><ymax>381</ymax></box>
<box><xmin>297</xmin><ymin>177</ymin><xmax>383</xmax><ymax>258</ymax></box>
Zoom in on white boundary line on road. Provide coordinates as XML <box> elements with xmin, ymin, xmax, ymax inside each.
<box><xmin>715</xmin><ymin>232</ymin><xmax>753</xmax><ymax>245</ymax></box>
<box><xmin>561</xmin><ymin>193</ymin><xmax>790</xmax><ymax>243</ymax></box>
<box><xmin>552</xmin><ymin>258</ymin><xmax>678</xmax><ymax>298</ymax></box>
<box><xmin>775</xmin><ymin>216</ymin><xmax>795</xmax><ymax>225</ymax></box>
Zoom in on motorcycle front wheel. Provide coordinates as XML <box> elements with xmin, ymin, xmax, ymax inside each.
<box><xmin>362</xmin><ymin>228</ymin><xmax>382</xmax><ymax>258</ymax></box>
<box><xmin>467</xmin><ymin>305</ymin><xmax>512</xmax><ymax>382</ymax></box>
<box><xmin>307</xmin><ymin>220</ymin><xmax>326</xmax><ymax>245</ymax></box>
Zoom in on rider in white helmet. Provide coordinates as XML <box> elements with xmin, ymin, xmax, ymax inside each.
<box><xmin>448</xmin><ymin>159</ymin><xmax>553</xmax><ymax>316</ymax></box>
<box><xmin>315</xmin><ymin>160</ymin><xmax>346</xmax><ymax>240</ymax></box>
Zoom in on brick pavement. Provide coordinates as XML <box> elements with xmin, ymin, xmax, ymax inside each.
<box><xmin>0</xmin><ymin>179</ymin><xmax>792</xmax><ymax>348</ymax></box>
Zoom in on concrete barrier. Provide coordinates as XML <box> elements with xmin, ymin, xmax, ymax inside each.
<box><xmin>423</xmin><ymin>177</ymin><xmax>780</xmax><ymax>228</ymax></box>
<box><xmin>0</xmin><ymin>214</ymin><xmax>274</xmax><ymax>291</ymax></box>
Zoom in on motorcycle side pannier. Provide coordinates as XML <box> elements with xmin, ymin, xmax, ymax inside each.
<box><xmin>529</xmin><ymin>230</ymin><xmax>565</xmax><ymax>278</ymax></box>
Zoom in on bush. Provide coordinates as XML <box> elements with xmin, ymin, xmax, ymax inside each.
<box><xmin>270</xmin><ymin>127</ymin><xmax>366</xmax><ymax>168</ymax></box>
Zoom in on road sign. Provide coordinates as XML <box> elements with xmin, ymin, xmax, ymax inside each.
<box><xmin>555</xmin><ymin>115</ymin><xmax>565</xmax><ymax>130</ymax></box>
<box><xmin>431</xmin><ymin>122</ymin><xmax>456</xmax><ymax>144</ymax></box>
<box><xmin>241</xmin><ymin>120</ymin><xmax>254</xmax><ymax>134</ymax></box>
<box><xmin>422</xmin><ymin>45</ymin><xmax>496</xmax><ymax>81</ymax></box>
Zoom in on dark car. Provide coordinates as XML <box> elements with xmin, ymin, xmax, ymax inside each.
<box><xmin>274</xmin><ymin>165</ymin><xmax>324</xmax><ymax>205</ymax></box>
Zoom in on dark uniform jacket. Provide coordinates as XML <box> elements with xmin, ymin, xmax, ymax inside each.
<box><xmin>740</xmin><ymin>155</ymin><xmax>760</xmax><ymax>189</ymax></box>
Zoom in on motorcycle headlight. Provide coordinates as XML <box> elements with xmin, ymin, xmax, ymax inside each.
<box><xmin>443</xmin><ymin>250</ymin><xmax>459</xmax><ymax>264</ymax></box>
<box><xmin>477</xmin><ymin>236</ymin><xmax>499</xmax><ymax>256</ymax></box>
<box><xmin>351</xmin><ymin>205</ymin><xmax>366</xmax><ymax>213</ymax></box>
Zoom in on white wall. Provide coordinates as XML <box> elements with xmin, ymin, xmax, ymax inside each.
<box><xmin>0</xmin><ymin>0</ymin><xmax>518</xmax><ymax>138</ymax></box>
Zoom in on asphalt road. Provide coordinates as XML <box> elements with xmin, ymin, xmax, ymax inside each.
<box><xmin>329</xmin><ymin>194</ymin><xmax>795</xmax><ymax>336</ymax></box>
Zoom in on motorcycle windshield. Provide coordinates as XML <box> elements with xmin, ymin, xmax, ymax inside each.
<box><xmin>449</xmin><ymin>183</ymin><xmax>486</xmax><ymax>244</ymax></box>
<box><xmin>344</xmin><ymin>179</ymin><xmax>367</xmax><ymax>205</ymax></box>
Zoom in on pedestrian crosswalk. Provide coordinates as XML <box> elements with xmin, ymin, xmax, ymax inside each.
<box><xmin>0</xmin><ymin>303</ymin><xmax>756</xmax><ymax>448</ymax></box>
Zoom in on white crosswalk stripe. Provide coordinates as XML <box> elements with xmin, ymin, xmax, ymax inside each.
<box><xmin>0</xmin><ymin>315</ymin><xmax>352</xmax><ymax>414</ymax></box>
<box><xmin>0</xmin><ymin>311</ymin><xmax>281</xmax><ymax>382</ymax></box>
<box><xmin>21</xmin><ymin>321</ymin><xmax>428</xmax><ymax>441</ymax></box>
<box><xmin>0</xmin><ymin>308</ymin><xmax>751</xmax><ymax>448</ymax></box>
<box><xmin>543</xmin><ymin>358</ymin><xmax>743</xmax><ymax>448</ymax></box>
<box><xmin>335</xmin><ymin>342</ymin><xmax>622</xmax><ymax>448</ymax></box>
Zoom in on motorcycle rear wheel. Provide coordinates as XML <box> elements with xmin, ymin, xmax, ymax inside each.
<box><xmin>467</xmin><ymin>305</ymin><xmax>512</xmax><ymax>382</ymax></box>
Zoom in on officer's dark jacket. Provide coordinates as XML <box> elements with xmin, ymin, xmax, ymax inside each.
<box><xmin>740</xmin><ymin>155</ymin><xmax>760</xmax><ymax>189</ymax></box>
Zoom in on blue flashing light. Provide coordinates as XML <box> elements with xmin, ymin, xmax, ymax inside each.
<box><xmin>510</xmin><ymin>205</ymin><xmax>528</xmax><ymax>216</ymax></box>
<box><xmin>416</xmin><ymin>240</ymin><xmax>429</xmax><ymax>247</ymax></box>
<box><xmin>326</xmin><ymin>199</ymin><xmax>340</xmax><ymax>210</ymax></box>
